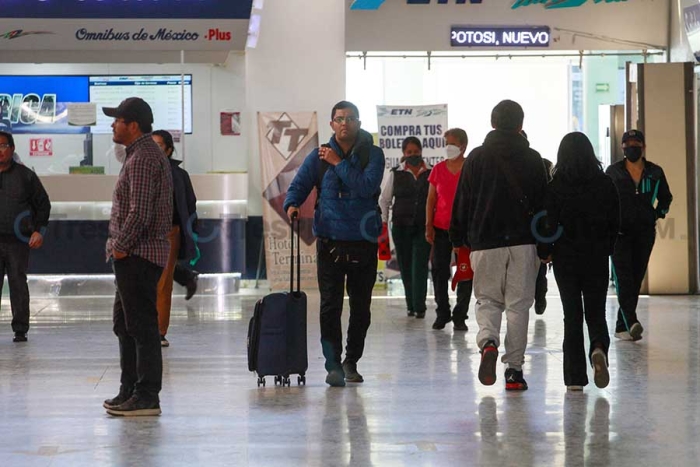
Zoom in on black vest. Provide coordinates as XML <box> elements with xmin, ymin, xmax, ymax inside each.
<box><xmin>391</xmin><ymin>167</ymin><xmax>431</xmax><ymax>227</ymax></box>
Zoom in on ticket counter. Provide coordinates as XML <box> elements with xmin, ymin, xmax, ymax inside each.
<box><xmin>30</xmin><ymin>173</ymin><xmax>248</xmax><ymax>275</ymax></box>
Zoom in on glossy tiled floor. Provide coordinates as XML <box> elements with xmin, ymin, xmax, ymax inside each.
<box><xmin>0</xmin><ymin>280</ymin><xmax>698</xmax><ymax>466</ymax></box>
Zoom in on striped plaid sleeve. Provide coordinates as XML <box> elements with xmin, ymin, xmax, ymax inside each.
<box><xmin>111</xmin><ymin>150</ymin><xmax>161</xmax><ymax>254</ymax></box>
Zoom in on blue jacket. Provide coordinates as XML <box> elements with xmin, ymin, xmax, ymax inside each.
<box><xmin>283</xmin><ymin>132</ymin><xmax>385</xmax><ymax>242</ymax></box>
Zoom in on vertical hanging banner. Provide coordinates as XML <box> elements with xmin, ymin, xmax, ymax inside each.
<box><xmin>376</xmin><ymin>104</ymin><xmax>448</xmax><ymax>170</ymax></box>
<box><xmin>376</xmin><ymin>104</ymin><xmax>449</xmax><ymax>281</ymax></box>
<box><xmin>258</xmin><ymin>112</ymin><xmax>319</xmax><ymax>291</ymax></box>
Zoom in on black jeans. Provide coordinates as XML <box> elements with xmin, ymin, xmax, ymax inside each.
<box><xmin>553</xmin><ymin>255</ymin><xmax>610</xmax><ymax>387</ymax></box>
<box><xmin>431</xmin><ymin>228</ymin><xmax>472</xmax><ymax>322</ymax></box>
<box><xmin>611</xmin><ymin>231</ymin><xmax>655</xmax><ymax>333</ymax></box>
<box><xmin>0</xmin><ymin>241</ymin><xmax>31</xmax><ymax>334</ymax></box>
<box><xmin>317</xmin><ymin>239</ymin><xmax>378</xmax><ymax>371</ymax></box>
<box><xmin>112</xmin><ymin>255</ymin><xmax>164</xmax><ymax>401</ymax></box>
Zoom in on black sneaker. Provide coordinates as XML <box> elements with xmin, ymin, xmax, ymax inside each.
<box><xmin>591</xmin><ymin>348</ymin><xmax>609</xmax><ymax>389</ymax></box>
<box><xmin>415</xmin><ymin>311</ymin><xmax>426</xmax><ymax>319</ymax></box>
<box><xmin>13</xmin><ymin>332</ymin><xmax>27</xmax><ymax>343</ymax></box>
<box><xmin>432</xmin><ymin>318</ymin><xmax>450</xmax><ymax>330</ymax></box>
<box><xmin>452</xmin><ymin>320</ymin><xmax>468</xmax><ymax>331</ymax></box>
<box><xmin>534</xmin><ymin>297</ymin><xmax>546</xmax><ymax>315</ymax></box>
<box><xmin>106</xmin><ymin>395</ymin><xmax>161</xmax><ymax>416</ymax></box>
<box><xmin>160</xmin><ymin>335</ymin><xmax>170</xmax><ymax>347</ymax></box>
<box><xmin>504</xmin><ymin>368</ymin><xmax>528</xmax><ymax>391</ymax></box>
<box><xmin>478</xmin><ymin>341</ymin><xmax>498</xmax><ymax>386</ymax></box>
<box><xmin>407</xmin><ymin>310</ymin><xmax>415</xmax><ymax>317</ymax></box>
<box><xmin>629</xmin><ymin>322</ymin><xmax>644</xmax><ymax>341</ymax></box>
<box><xmin>343</xmin><ymin>360</ymin><xmax>364</xmax><ymax>383</ymax></box>
<box><xmin>185</xmin><ymin>273</ymin><xmax>199</xmax><ymax>301</ymax></box>
<box><xmin>103</xmin><ymin>387</ymin><xmax>133</xmax><ymax>410</ymax></box>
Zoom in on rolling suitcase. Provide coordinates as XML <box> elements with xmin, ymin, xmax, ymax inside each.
<box><xmin>247</xmin><ymin>215</ymin><xmax>308</xmax><ymax>387</ymax></box>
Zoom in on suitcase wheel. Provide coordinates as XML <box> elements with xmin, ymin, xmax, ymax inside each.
<box><xmin>298</xmin><ymin>375</ymin><xmax>306</xmax><ymax>386</ymax></box>
<box><xmin>257</xmin><ymin>376</ymin><xmax>265</xmax><ymax>387</ymax></box>
<box><xmin>274</xmin><ymin>375</ymin><xmax>282</xmax><ymax>386</ymax></box>
<box><xmin>282</xmin><ymin>376</ymin><xmax>291</xmax><ymax>387</ymax></box>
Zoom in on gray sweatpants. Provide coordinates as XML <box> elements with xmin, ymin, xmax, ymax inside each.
<box><xmin>471</xmin><ymin>245</ymin><xmax>540</xmax><ymax>371</ymax></box>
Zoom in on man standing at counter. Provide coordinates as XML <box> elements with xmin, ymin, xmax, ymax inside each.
<box><xmin>101</xmin><ymin>98</ymin><xmax>173</xmax><ymax>416</ymax></box>
<box><xmin>0</xmin><ymin>131</ymin><xmax>51</xmax><ymax>343</ymax></box>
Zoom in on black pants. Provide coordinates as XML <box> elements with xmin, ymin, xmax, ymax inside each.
<box><xmin>392</xmin><ymin>225</ymin><xmax>431</xmax><ymax>314</ymax></box>
<box><xmin>0</xmin><ymin>241</ymin><xmax>31</xmax><ymax>334</ymax></box>
<box><xmin>317</xmin><ymin>239</ymin><xmax>378</xmax><ymax>371</ymax></box>
<box><xmin>431</xmin><ymin>228</ymin><xmax>472</xmax><ymax>322</ymax></box>
<box><xmin>535</xmin><ymin>263</ymin><xmax>548</xmax><ymax>305</ymax></box>
<box><xmin>611</xmin><ymin>231</ymin><xmax>655</xmax><ymax>333</ymax></box>
<box><xmin>173</xmin><ymin>262</ymin><xmax>197</xmax><ymax>287</ymax></box>
<box><xmin>112</xmin><ymin>255</ymin><xmax>164</xmax><ymax>401</ymax></box>
<box><xmin>553</xmin><ymin>255</ymin><xmax>610</xmax><ymax>386</ymax></box>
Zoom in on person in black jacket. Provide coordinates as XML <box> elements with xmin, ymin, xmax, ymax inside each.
<box><xmin>152</xmin><ymin>130</ymin><xmax>199</xmax><ymax>347</ymax></box>
<box><xmin>605</xmin><ymin>130</ymin><xmax>672</xmax><ymax>341</ymax></box>
<box><xmin>0</xmin><ymin>131</ymin><xmax>51</xmax><ymax>343</ymax></box>
<box><xmin>379</xmin><ymin>137</ymin><xmax>432</xmax><ymax>319</ymax></box>
<box><xmin>538</xmin><ymin>132</ymin><xmax>619</xmax><ymax>391</ymax></box>
<box><xmin>449</xmin><ymin>100</ymin><xmax>547</xmax><ymax>391</ymax></box>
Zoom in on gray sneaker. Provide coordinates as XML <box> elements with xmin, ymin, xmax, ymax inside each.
<box><xmin>325</xmin><ymin>369</ymin><xmax>346</xmax><ymax>387</ymax></box>
<box><xmin>343</xmin><ymin>361</ymin><xmax>364</xmax><ymax>383</ymax></box>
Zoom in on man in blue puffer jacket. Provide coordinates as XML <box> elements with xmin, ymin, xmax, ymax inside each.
<box><xmin>284</xmin><ymin>100</ymin><xmax>385</xmax><ymax>387</ymax></box>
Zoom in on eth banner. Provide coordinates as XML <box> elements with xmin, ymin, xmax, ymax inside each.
<box><xmin>376</xmin><ymin>104</ymin><xmax>448</xmax><ymax>170</ymax></box>
<box><xmin>376</xmin><ymin>104</ymin><xmax>449</xmax><ymax>280</ymax></box>
<box><xmin>258</xmin><ymin>111</ymin><xmax>319</xmax><ymax>291</ymax></box>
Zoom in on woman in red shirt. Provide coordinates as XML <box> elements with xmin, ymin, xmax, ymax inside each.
<box><xmin>426</xmin><ymin>128</ymin><xmax>472</xmax><ymax>331</ymax></box>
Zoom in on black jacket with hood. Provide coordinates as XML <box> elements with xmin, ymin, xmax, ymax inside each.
<box><xmin>605</xmin><ymin>159</ymin><xmax>672</xmax><ymax>235</ymax></box>
<box><xmin>169</xmin><ymin>158</ymin><xmax>198</xmax><ymax>261</ymax></box>
<box><xmin>537</xmin><ymin>171</ymin><xmax>620</xmax><ymax>260</ymax></box>
<box><xmin>449</xmin><ymin>129</ymin><xmax>547</xmax><ymax>251</ymax></box>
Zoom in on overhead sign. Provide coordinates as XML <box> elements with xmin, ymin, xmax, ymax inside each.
<box><xmin>351</xmin><ymin>0</ymin><xmax>386</xmax><ymax>9</ymax></box>
<box><xmin>0</xmin><ymin>22</ymin><xmax>247</xmax><ymax>51</ymax></box>
<box><xmin>0</xmin><ymin>0</ymin><xmax>253</xmax><ymax>51</ymax></box>
<box><xmin>512</xmin><ymin>0</ymin><xmax>627</xmax><ymax>9</ymax></box>
<box><xmin>0</xmin><ymin>0</ymin><xmax>253</xmax><ymax>19</ymax></box>
<box><xmin>351</xmin><ymin>0</ymin><xmax>486</xmax><ymax>9</ymax></box>
<box><xmin>451</xmin><ymin>26</ymin><xmax>550</xmax><ymax>47</ymax></box>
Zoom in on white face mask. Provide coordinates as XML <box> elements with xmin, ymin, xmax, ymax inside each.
<box><xmin>445</xmin><ymin>145</ymin><xmax>462</xmax><ymax>160</ymax></box>
<box><xmin>113</xmin><ymin>144</ymin><xmax>127</xmax><ymax>164</ymax></box>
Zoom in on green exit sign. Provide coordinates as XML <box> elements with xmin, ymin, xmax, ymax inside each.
<box><xmin>595</xmin><ymin>83</ymin><xmax>610</xmax><ymax>93</ymax></box>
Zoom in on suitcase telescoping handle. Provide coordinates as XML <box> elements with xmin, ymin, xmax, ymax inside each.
<box><xmin>289</xmin><ymin>211</ymin><xmax>301</xmax><ymax>293</ymax></box>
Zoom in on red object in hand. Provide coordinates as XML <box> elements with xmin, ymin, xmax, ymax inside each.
<box><xmin>378</xmin><ymin>222</ymin><xmax>391</xmax><ymax>260</ymax></box>
<box><xmin>451</xmin><ymin>246</ymin><xmax>473</xmax><ymax>291</ymax></box>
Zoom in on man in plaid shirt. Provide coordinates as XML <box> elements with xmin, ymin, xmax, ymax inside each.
<box><xmin>101</xmin><ymin>97</ymin><xmax>173</xmax><ymax>417</ymax></box>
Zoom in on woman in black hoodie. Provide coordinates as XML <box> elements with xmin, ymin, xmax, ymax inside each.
<box><xmin>537</xmin><ymin>132</ymin><xmax>620</xmax><ymax>391</ymax></box>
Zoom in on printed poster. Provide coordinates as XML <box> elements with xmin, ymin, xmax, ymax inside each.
<box><xmin>258</xmin><ymin>111</ymin><xmax>319</xmax><ymax>291</ymax></box>
<box><xmin>376</xmin><ymin>104</ymin><xmax>449</xmax><ymax>279</ymax></box>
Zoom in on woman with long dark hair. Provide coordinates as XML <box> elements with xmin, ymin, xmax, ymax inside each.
<box><xmin>538</xmin><ymin>132</ymin><xmax>619</xmax><ymax>391</ymax></box>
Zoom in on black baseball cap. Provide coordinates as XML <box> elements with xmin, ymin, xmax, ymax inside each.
<box><xmin>622</xmin><ymin>129</ymin><xmax>645</xmax><ymax>145</ymax></box>
<box><xmin>102</xmin><ymin>97</ymin><xmax>153</xmax><ymax>127</ymax></box>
